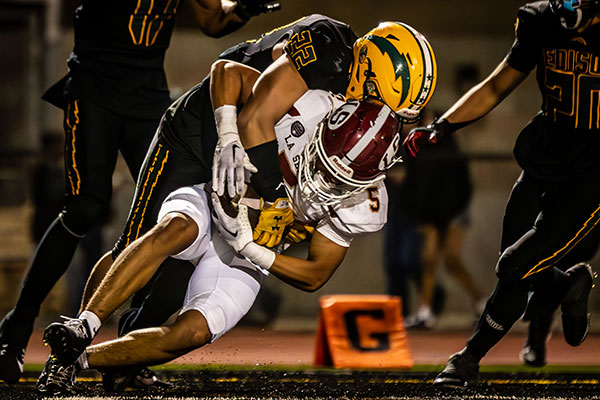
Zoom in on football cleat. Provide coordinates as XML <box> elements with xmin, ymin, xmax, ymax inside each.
<box><xmin>433</xmin><ymin>349</ymin><xmax>480</xmax><ymax>388</ymax></box>
<box><xmin>103</xmin><ymin>367</ymin><xmax>173</xmax><ymax>393</ymax></box>
<box><xmin>0</xmin><ymin>309</ymin><xmax>29</xmax><ymax>384</ymax></box>
<box><xmin>0</xmin><ymin>343</ymin><xmax>24</xmax><ymax>385</ymax></box>
<box><xmin>43</xmin><ymin>316</ymin><xmax>93</xmax><ymax>365</ymax></box>
<box><xmin>404</xmin><ymin>305</ymin><xmax>437</xmax><ymax>330</ymax></box>
<box><xmin>561</xmin><ymin>263</ymin><xmax>594</xmax><ymax>346</ymax></box>
<box><xmin>520</xmin><ymin>309</ymin><xmax>553</xmax><ymax>367</ymax></box>
<box><xmin>36</xmin><ymin>356</ymin><xmax>77</xmax><ymax>396</ymax></box>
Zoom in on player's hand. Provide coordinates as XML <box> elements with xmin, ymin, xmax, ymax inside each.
<box><xmin>212</xmin><ymin>132</ymin><xmax>257</xmax><ymax>198</ymax></box>
<box><xmin>210</xmin><ymin>192</ymin><xmax>276</xmax><ymax>269</ymax></box>
<box><xmin>253</xmin><ymin>198</ymin><xmax>294</xmax><ymax>248</ymax></box>
<box><xmin>286</xmin><ymin>222</ymin><xmax>315</xmax><ymax>243</ymax></box>
<box><xmin>210</xmin><ymin>192</ymin><xmax>253</xmax><ymax>252</ymax></box>
<box><xmin>402</xmin><ymin>119</ymin><xmax>449</xmax><ymax>158</ymax></box>
<box><xmin>234</xmin><ymin>0</ymin><xmax>281</xmax><ymax>20</ymax></box>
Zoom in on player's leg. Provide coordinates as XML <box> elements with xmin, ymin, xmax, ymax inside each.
<box><xmin>87</xmin><ymin>244</ymin><xmax>263</xmax><ymax>369</ymax></box>
<box><xmin>442</xmin><ymin>221</ymin><xmax>485</xmax><ymax>313</ymax></box>
<box><xmin>0</xmin><ymin>96</ymin><xmax>120</xmax><ymax>384</ymax></box>
<box><xmin>44</xmin><ymin>210</ymin><xmax>199</xmax><ymax>366</ymax></box>
<box><xmin>79</xmin><ymin>252</ymin><xmax>114</xmax><ymax>312</ymax></box>
<box><xmin>435</xmin><ymin>177</ymin><xmax>600</xmax><ymax>386</ymax></box>
<box><xmin>406</xmin><ymin>224</ymin><xmax>440</xmax><ymax>328</ymax></box>
<box><xmin>88</xmin><ymin>310</ymin><xmax>211</xmax><ymax>368</ymax></box>
<box><xmin>40</xmin><ymin>131</ymin><xmax>206</xmax><ymax>367</ymax></box>
<box><xmin>39</xmin><ymin>240</ymin><xmax>263</xmax><ymax>395</ymax></box>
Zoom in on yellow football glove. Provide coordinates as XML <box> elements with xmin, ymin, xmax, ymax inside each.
<box><xmin>253</xmin><ymin>197</ymin><xmax>294</xmax><ymax>248</ymax></box>
<box><xmin>285</xmin><ymin>222</ymin><xmax>316</xmax><ymax>243</ymax></box>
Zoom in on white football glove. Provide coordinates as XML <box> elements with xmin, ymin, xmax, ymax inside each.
<box><xmin>210</xmin><ymin>192</ymin><xmax>275</xmax><ymax>269</ymax></box>
<box><xmin>211</xmin><ymin>105</ymin><xmax>257</xmax><ymax>198</ymax></box>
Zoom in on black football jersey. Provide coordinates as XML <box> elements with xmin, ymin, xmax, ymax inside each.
<box><xmin>73</xmin><ymin>0</ymin><xmax>181</xmax><ymax>69</ymax></box>
<box><xmin>159</xmin><ymin>15</ymin><xmax>358</xmax><ymax>162</ymax></box>
<box><xmin>507</xmin><ymin>1</ymin><xmax>600</xmax><ymax>182</ymax></box>
<box><xmin>43</xmin><ymin>0</ymin><xmax>180</xmax><ymax>118</ymax></box>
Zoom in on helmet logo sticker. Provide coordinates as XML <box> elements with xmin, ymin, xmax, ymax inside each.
<box><xmin>290</xmin><ymin>121</ymin><xmax>305</xmax><ymax>137</ymax></box>
<box><xmin>330</xmin><ymin>155</ymin><xmax>353</xmax><ymax>178</ymax></box>
<box><xmin>366</xmin><ymin>34</ymin><xmax>411</xmax><ymax>108</ymax></box>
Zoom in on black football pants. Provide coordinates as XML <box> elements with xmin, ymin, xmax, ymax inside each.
<box><xmin>7</xmin><ymin>95</ymin><xmax>161</xmax><ymax>349</ymax></box>
<box><xmin>465</xmin><ymin>172</ymin><xmax>600</xmax><ymax>359</ymax></box>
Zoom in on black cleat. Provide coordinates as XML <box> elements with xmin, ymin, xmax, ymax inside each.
<box><xmin>561</xmin><ymin>263</ymin><xmax>595</xmax><ymax>347</ymax></box>
<box><xmin>433</xmin><ymin>350</ymin><xmax>479</xmax><ymax>388</ymax></box>
<box><xmin>0</xmin><ymin>343</ymin><xmax>24</xmax><ymax>385</ymax></box>
<box><xmin>520</xmin><ymin>311</ymin><xmax>553</xmax><ymax>367</ymax></box>
<box><xmin>43</xmin><ymin>316</ymin><xmax>93</xmax><ymax>365</ymax></box>
<box><xmin>0</xmin><ymin>310</ymin><xmax>28</xmax><ymax>384</ymax></box>
<box><xmin>36</xmin><ymin>356</ymin><xmax>76</xmax><ymax>396</ymax></box>
<box><xmin>103</xmin><ymin>367</ymin><xmax>172</xmax><ymax>393</ymax></box>
<box><xmin>520</xmin><ymin>344</ymin><xmax>546</xmax><ymax>367</ymax></box>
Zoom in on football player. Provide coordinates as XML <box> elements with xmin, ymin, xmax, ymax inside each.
<box><xmin>403</xmin><ymin>0</ymin><xmax>600</xmax><ymax>387</ymax></box>
<box><xmin>38</xmin><ymin>21</ymin><xmax>437</xmax><ymax>393</ymax></box>
<box><xmin>0</xmin><ymin>0</ymin><xmax>279</xmax><ymax>385</ymax></box>
<box><xmin>36</xmin><ymin>59</ymin><xmax>407</xmax><ymax>394</ymax></box>
<box><xmin>35</xmin><ymin>17</ymin><xmax>435</xmax><ymax>390</ymax></box>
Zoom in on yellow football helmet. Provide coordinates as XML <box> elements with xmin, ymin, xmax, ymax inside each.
<box><xmin>346</xmin><ymin>22</ymin><xmax>437</xmax><ymax>123</ymax></box>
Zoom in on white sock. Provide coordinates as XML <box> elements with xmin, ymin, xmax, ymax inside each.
<box><xmin>76</xmin><ymin>352</ymin><xmax>89</xmax><ymax>370</ymax></box>
<box><xmin>78</xmin><ymin>310</ymin><xmax>102</xmax><ymax>337</ymax></box>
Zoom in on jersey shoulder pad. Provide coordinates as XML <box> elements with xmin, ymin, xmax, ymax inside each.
<box><xmin>284</xmin><ymin>14</ymin><xmax>357</xmax><ymax>93</ymax></box>
<box><xmin>516</xmin><ymin>1</ymin><xmax>552</xmax><ymax>38</ymax></box>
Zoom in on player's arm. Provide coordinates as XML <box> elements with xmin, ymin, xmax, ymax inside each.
<box><xmin>237</xmin><ymin>53</ymin><xmax>309</xmax><ymax>148</ymax></box>
<box><xmin>189</xmin><ymin>0</ymin><xmax>279</xmax><ymax>37</ymax></box>
<box><xmin>210</xmin><ymin>60</ymin><xmax>260</xmax><ymax>108</ymax></box>
<box><xmin>232</xmin><ymin>54</ymin><xmax>308</xmax><ymax>247</ymax></box>
<box><xmin>268</xmin><ymin>230</ymin><xmax>348</xmax><ymax>292</ymax></box>
<box><xmin>440</xmin><ymin>58</ymin><xmax>528</xmax><ymax>125</ymax></box>
<box><xmin>403</xmin><ymin>59</ymin><xmax>528</xmax><ymax>158</ymax></box>
<box><xmin>211</xmin><ymin>194</ymin><xmax>347</xmax><ymax>292</ymax></box>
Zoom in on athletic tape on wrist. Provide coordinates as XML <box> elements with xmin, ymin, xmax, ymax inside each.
<box><xmin>241</xmin><ymin>242</ymin><xmax>276</xmax><ymax>270</ymax></box>
<box><xmin>214</xmin><ymin>105</ymin><xmax>238</xmax><ymax>136</ymax></box>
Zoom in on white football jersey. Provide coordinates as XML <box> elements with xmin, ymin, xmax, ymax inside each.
<box><xmin>274</xmin><ymin>90</ymin><xmax>388</xmax><ymax>247</ymax></box>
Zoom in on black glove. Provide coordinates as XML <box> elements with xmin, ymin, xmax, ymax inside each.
<box><xmin>234</xmin><ymin>0</ymin><xmax>281</xmax><ymax>20</ymax></box>
<box><xmin>402</xmin><ymin>118</ymin><xmax>450</xmax><ymax>158</ymax></box>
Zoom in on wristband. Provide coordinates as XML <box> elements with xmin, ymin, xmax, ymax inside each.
<box><xmin>435</xmin><ymin>118</ymin><xmax>475</xmax><ymax>136</ymax></box>
<box><xmin>214</xmin><ymin>105</ymin><xmax>238</xmax><ymax>136</ymax></box>
<box><xmin>240</xmin><ymin>242</ymin><xmax>276</xmax><ymax>270</ymax></box>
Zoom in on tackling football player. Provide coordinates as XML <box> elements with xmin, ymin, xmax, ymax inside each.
<box><xmin>37</xmin><ymin>21</ymin><xmax>438</xmax><ymax>393</ymax></box>
<box><xmin>35</xmin><ymin>17</ymin><xmax>435</xmax><ymax>389</ymax></box>
<box><xmin>36</xmin><ymin>59</ymin><xmax>413</xmax><ymax>394</ymax></box>
<box><xmin>403</xmin><ymin>0</ymin><xmax>600</xmax><ymax>387</ymax></box>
